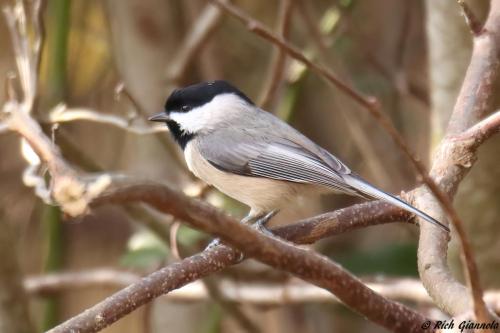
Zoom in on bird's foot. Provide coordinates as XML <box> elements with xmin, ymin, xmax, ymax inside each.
<box><xmin>203</xmin><ymin>238</ymin><xmax>245</xmax><ymax>262</ymax></box>
<box><xmin>204</xmin><ymin>213</ymin><xmax>256</xmax><ymax>252</ymax></box>
<box><xmin>204</xmin><ymin>237</ymin><xmax>221</xmax><ymax>251</ymax></box>
<box><xmin>204</xmin><ymin>210</ymin><xmax>279</xmax><ymax>260</ymax></box>
<box><xmin>253</xmin><ymin>210</ymin><xmax>279</xmax><ymax>237</ymax></box>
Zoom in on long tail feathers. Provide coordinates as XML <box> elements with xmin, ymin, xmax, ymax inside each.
<box><xmin>344</xmin><ymin>175</ymin><xmax>450</xmax><ymax>233</ymax></box>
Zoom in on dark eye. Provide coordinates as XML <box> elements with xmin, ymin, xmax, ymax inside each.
<box><xmin>181</xmin><ymin>105</ymin><xmax>191</xmax><ymax>112</ymax></box>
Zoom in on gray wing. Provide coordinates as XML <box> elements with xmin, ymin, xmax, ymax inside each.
<box><xmin>196</xmin><ymin>128</ymin><xmax>451</xmax><ymax>232</ymax></box>
<box><xmin>196</xmin><ymin>129</ymin><xmax>366</xmax><ymax>196</ymax></box>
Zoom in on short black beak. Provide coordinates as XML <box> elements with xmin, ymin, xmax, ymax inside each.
<box><xmin>148</xmin><ymin>112</ymin><xmax>170</xmax><ymax>122</ymax></box>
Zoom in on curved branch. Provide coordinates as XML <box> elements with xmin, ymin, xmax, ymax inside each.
<box><xmin>457</xmin><ymin>0</ymin><xmax>484</xmax><ymax>36</ymax></box>
<box><xmin>258</xmin><ymin>0</ymin><xmax>294</xmax><ymax>109</ymax></box>
<box><xmin>46</xmin><ymin>184</ymin><xmax>428</xmax><ymax>333</ymax></box>
<box><xmin>47</xmin><ymin>104</ymin><xmax>167</xmax><ymax>135</ymax></box>
<box><xmin>416</xmin><ymin>0</ymin><xmax>500</xmax><ymax>319</ymax></box>
<box><xmin>454</xmin><ymin>109</ymin><xmax>500</xmax><ymax>148</ymax></box>
<box><xmin>166</xmin><ymin>1</ymin><xmax>226</xmax><ymax>83</ymax></box>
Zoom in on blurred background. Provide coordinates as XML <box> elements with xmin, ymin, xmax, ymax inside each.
<box><xmin>0</xmin><ymin>0</ymin><xmax>498</xmax><ymax>332</ymax></box>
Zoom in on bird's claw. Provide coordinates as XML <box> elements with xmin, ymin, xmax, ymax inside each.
<box><xmin>254</xmin><ymin>210</ymin><xmax>279</xmax><ymax>237</ymax></box>
<box><xmin>204</xmin><ymin>238</ymin><xmax>245</xmax><ymax>262</ymax></box>
<box><xmin>204</xmin><ymin>210</ymin><xmax>279</xmax><ymax>260</ymax></box>
<box><xmin>204</xmin><ymin>237</ymin><xmax>221</xmax><ymax>251</ymax></box>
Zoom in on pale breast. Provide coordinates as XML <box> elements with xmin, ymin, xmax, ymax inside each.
<box><xmin>184</xmin><ymin>141</ymin><xmax>300</xmax><ymax>215</ymax></box>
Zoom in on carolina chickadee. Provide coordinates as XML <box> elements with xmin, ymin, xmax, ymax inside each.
<box><xmin>149</xmin><ymin>80</ymin><xmax>449</xmax><ymax>233</ymax></box>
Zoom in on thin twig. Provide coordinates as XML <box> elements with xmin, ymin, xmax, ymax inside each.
<box><xmin>352</xmin><ymin>27</ymin><xmax>430</xmax><ymax>107</ymax></box>
<box><xmin>166</xmin><ymin>1</ymin><xmax>226</xmax><ymax>83</ymax></box>
<box><xmin>117</xmin><ymin>84</ymin><xmax>190</xmax><ymax>172</ymax></box>
<box><xmin>454</xmin><ymin>110</ymin><xmax>500</xmax><ymax>148</ymax></box>
<box><xmin>25</xmin><ymin>269</ymin><xmax>139</xmax><ymax>295</ymax></box>
<box><xmin>258</xmin><ymin>0</ymin><xmax>294</xmax><ymax>109</ymax></box>
<box><xmin>25</xmin><ymin>271</ymin><xmax>500</xmax><ymax>311</ymax></box>
<box><xmin>4</xmin><ymin>101</ymin><xmax>112</xmax><ymax>216</ymax></box>
<box><xmin>295</xmin><ymin>1</ymin><xmax>329</xmax><ymax>60</ymax></box>
<box><xmin>457</xmin><ymin>0</ymin><xmax>484</xmax><ymax>36</ymax></box>
<box><xmin>47</xmin><ymin>104</ymin><xmax>167</xmax><ymax>135</ymax></box>
<box><xmin>294</xmin><ymin>1</ymin><xmax>396</xmax><ymax>185</ymax></box>
<box><xmin>169</xmin><ymin>221</ymin><xmax>181</xmax><ymax>260</ymax></box>
<box><xmin>207</xmin><ymin>0</ymin><xmax>375</xmax><ymax>109</ymax></box>
<box><xmin>2</xmin><ymin>1</ymin><xmax>38</xmax><ymax>109</ymax></box>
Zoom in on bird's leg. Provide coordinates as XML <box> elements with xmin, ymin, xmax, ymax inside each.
<box><xmin>254</xmin><ymin>210</ymin><xmax>279</xmax><ymax>237</ymax></box>
<box><xmin>203</xmin><ymin>210</ymin><xmax>279</xmax><ymax>252</ymax></box>
<box><xmin>240</xmin><ymin>214</ymin><xmax>258</xmax><ymax>225</ymax></box>
<box><xmin>204</xmin><ymin>213</ymin><xmax>260</xmax><ymax>251</ymax></box>
<box><xmin>204</xmin><ymin>237</ymin><xmax>222</xmax><ymax>251</ymax></box>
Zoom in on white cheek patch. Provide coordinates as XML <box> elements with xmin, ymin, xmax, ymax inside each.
<box><xmin>169</xmin><ymin>94</ymin><xmax>246</xmax><ymax>133</ymax></box>
<box><xmin>169</xmin><ymin>108</ymin><xmax>210</xmax><ymax>133</ymax></box>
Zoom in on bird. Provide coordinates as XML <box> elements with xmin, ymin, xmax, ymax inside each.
<box><xmin>149</xmin><ymin>80</ymin><xmax>449</xmax><ymax>234</ymax></box>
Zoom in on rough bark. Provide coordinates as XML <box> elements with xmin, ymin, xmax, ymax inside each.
<box><xmin>426</xmin><ymin>0</ymin><xmax>500</xmax><ymax>290</ymax></box>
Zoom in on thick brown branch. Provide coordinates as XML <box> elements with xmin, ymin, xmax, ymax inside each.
<box><xmin>46</xmin><ymin>247</ymin><xmax>241</xmax><ymax>333</ymax></box>
<box><xmin>92</xmin><ymin>182</ymin><xmax>408</xmax><ymax>245</ymax></box>
<box><xmin>448</xmin><ymin>1</ymin><xmax>500</xmax><ymax>134</ymax></box>
<box><xmin>416</xmin><ymin>0</ymin><xmax>500</xmax><ymax>321</ymax></box>
<box><xmin>46</xmin><ymin>184</ymin><xmax>426</xmax><ymax>333</ymax></box>
<box><xmin>274</xmin><ymin>200</ymin><xmax>409</xmax><ymax>244</ymax></box>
